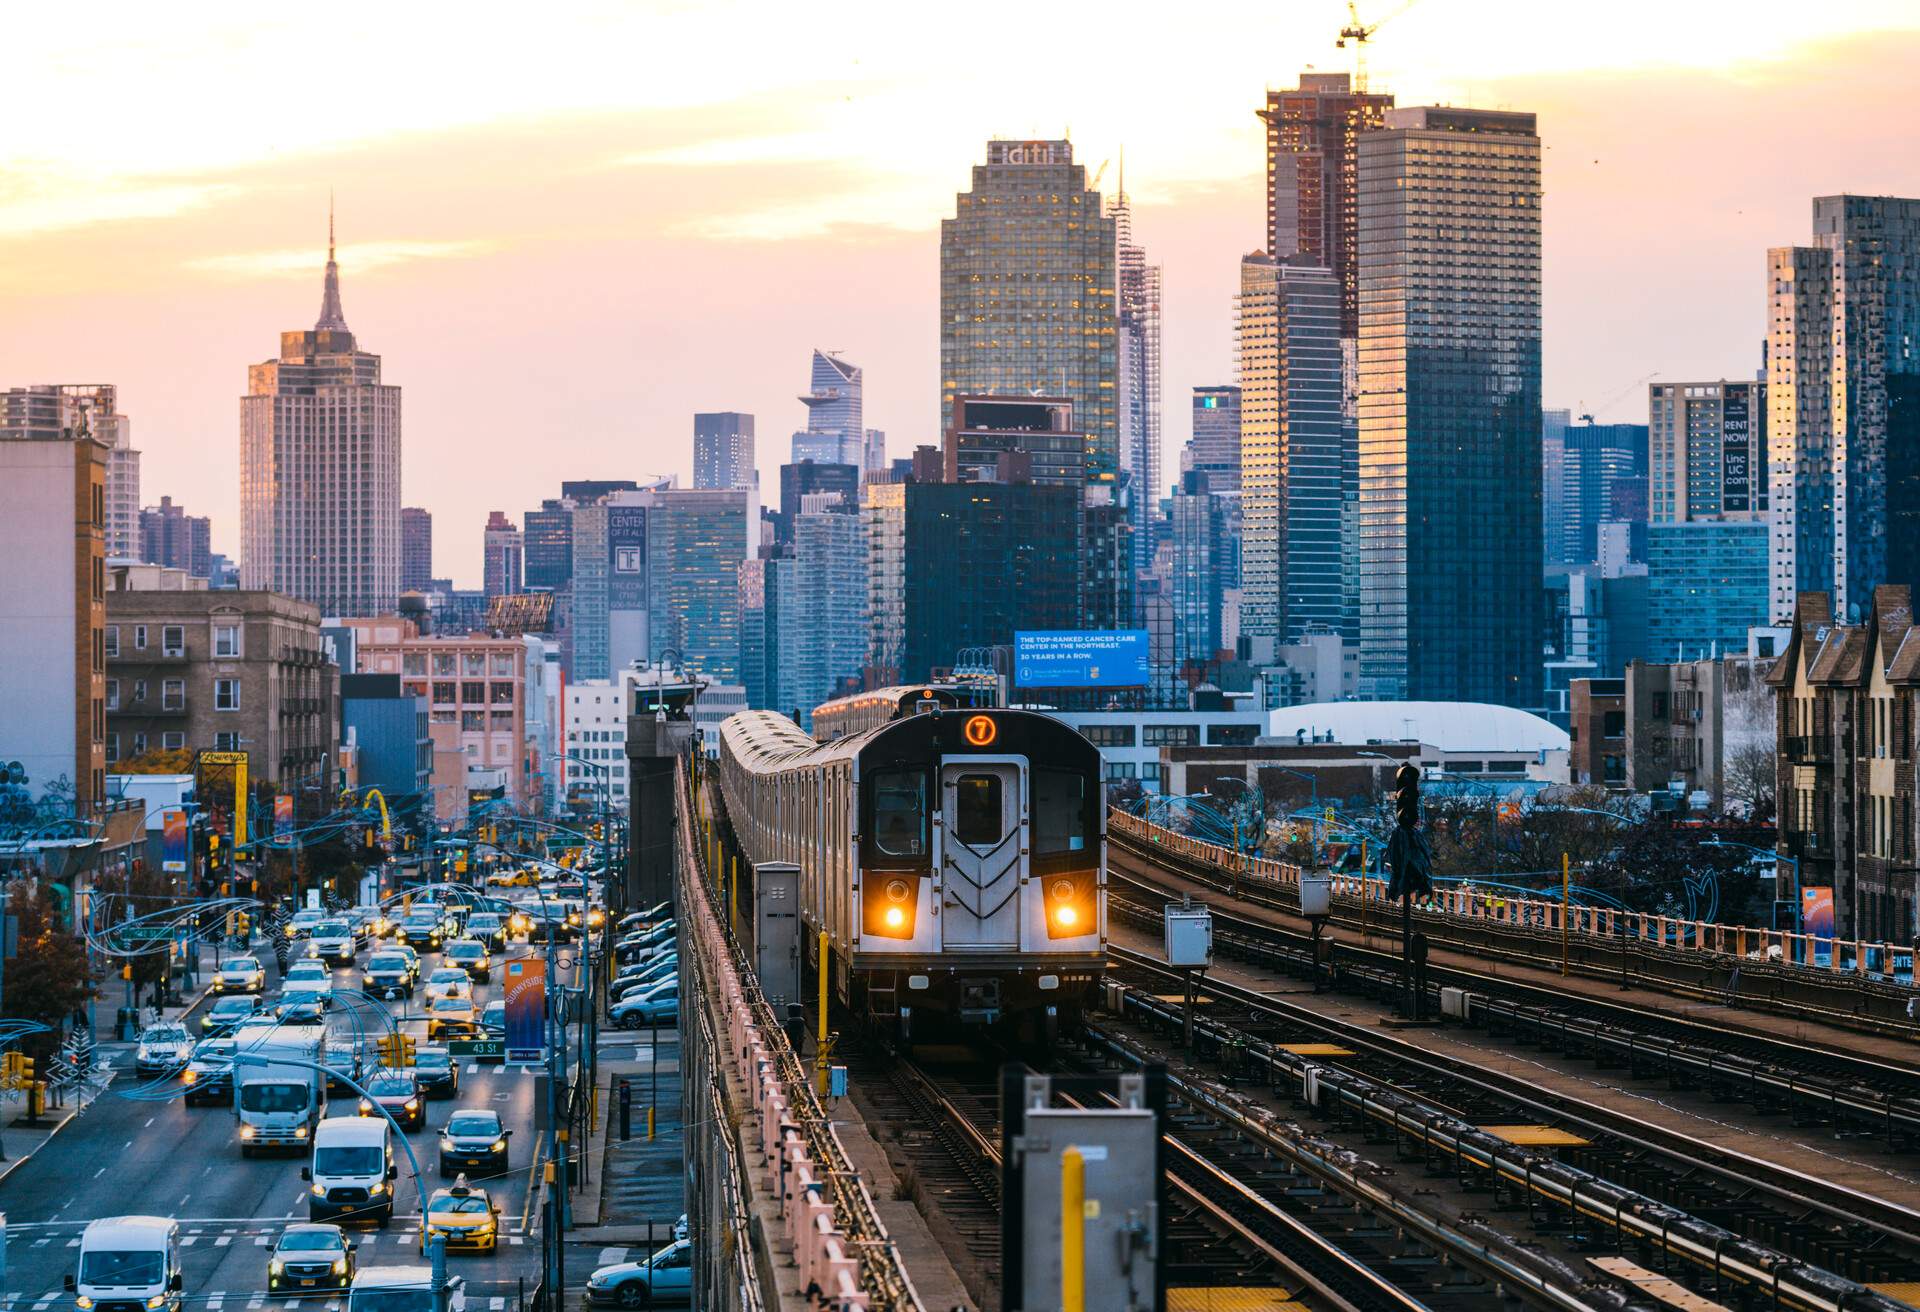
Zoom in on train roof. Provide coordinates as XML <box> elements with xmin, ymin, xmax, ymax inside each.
<box><xmin>720</xmin><ymin>705</ymin><xmax>1100</xmax><ymax>774</ymax></box>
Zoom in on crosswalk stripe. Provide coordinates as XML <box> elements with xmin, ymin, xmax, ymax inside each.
<box><xmin>254</xmin><ymin>1236</ymin><xmax>271</xmax><ymax>1246</ymax></box>
<box><xmin>506</xmin><ymin>1235</ymin><xmax>524</xmax><ymax>1245</ymax></box>
<box><xmin>180</xmin><ymin>1237</ymin><xmax>197</xmax><ymax>1246</ymax></box>
<box><xmin>490</xmin><ymin>1300</ymin><xmax>505</xmax><ymax>1310</ymax></box>
<box><xmin>31</xmin><ymin>1239</ymin><xmax>49</xmax><ymax>1248</ymax></box>
<box><xmin>216</xmin><ymin>1236</ymin><xmax>233</xmax><ymax>1247</ymax></box>
<box><xmin>66</xmin><ymin>1238</ymin><xmax>81</xmax><ymax>1247</ymax></box>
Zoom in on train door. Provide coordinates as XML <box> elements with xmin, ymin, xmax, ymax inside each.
<box><xmin>937</xmin><ymin>761</ymin><xmax>1024</xmax><ymax>950</ymax></box>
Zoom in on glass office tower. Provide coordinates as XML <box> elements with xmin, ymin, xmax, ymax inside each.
<box><xmin>1357</xmin><ymin>107</ymin><xmax>1543</xmax><ymax>707</ymax></box>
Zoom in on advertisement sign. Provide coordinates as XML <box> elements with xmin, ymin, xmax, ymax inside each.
<box><xmin>503</xmin><ymin>956</ymin><xmax>547</xmax><ymax>1061</ymax></box>
<box><xmin>160</xmin><ymin>809</ymin><xmax>188</xmax><ymax>874</ymax></box>
<box><xmin>1800</xmin><ymin>886</ymin><xmax>1835</xmax><ymax>949</ymax></box>
<box><xmin>273</xmin><ymin>794</ymin><xmax>293</xmax><ymax>840</ymax></box>
<box><xmin>1014</xmin><ymin>630</ymin><xmax>1151</xmax><ymax>688</ymax></box>
<box><xmin>1722</xmin><ymin>384</ymin><xmax>1751</xmax><ymax>513</ymax></box>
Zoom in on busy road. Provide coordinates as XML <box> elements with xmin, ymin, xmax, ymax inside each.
<box><xmin>0</xmin><ymin>894</ymin><xmax>583</xmax><ymax>1312</ymax></box>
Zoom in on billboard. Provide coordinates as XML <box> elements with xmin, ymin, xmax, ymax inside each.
<box><xmin>161</xmin><ymin>809</ymin><xmax>188</xmax><ymax>874</ymax></box>
<box><xmin>1801</xmin><ymin>886</ymin><xmax>1834</xmax><ymax>943</ymax></box>
<box><xmin>503</xmin><ymin>956</ymin><xmax>547</xmax><ymax>1061</ymax></box>
<box><xmin>273</xmin><ymin>794</ymin><xmax>293</xmax><ymax>840</ymax></box>
<box><xmin>1014</xmin><ymin>630</ymin><xmax>1151</xmax><ymax>689</ymax></box>
<box><xmin>1721</xmin><ymin>384</ymin><xmax>1751</xmax><ymax>513</ymax></box>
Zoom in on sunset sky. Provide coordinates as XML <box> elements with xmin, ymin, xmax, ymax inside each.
<box><xmin>4</xmin><ymin>1</ymin><xmax>1918</xmax><ymax>584</ymax></box>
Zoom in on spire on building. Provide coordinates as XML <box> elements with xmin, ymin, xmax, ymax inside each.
<box><xmin>316</xmin><ymin>194</ymin><xmax>350</xmax><ymax>333</ymax></box>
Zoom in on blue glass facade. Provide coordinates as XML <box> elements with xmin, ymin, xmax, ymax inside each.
<box><xmin>1646</xmin><ymin>521</ymin><xmax>1768</xmax><ymax>660</ymax></box>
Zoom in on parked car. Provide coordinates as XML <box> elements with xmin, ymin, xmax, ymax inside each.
<box><xmin>610</xmin><ymin>980</ymin><xmax>679</xmax><ymax>1030</ymax></box>
<box><xmin>585</xmin><ymin>1240</ymin><xmax>693</xmax><ymax>1307</ymax></box>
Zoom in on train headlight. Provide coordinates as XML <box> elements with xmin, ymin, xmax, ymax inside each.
<box><xmin>864</xmin><ymin>875</ymin><xmax>918</xmax><ymax>939</ymax></box>
<box><xmin>1044</xmin><ymin>874</ymin><xmax>1093</xmax><ymax>939</ymax></box>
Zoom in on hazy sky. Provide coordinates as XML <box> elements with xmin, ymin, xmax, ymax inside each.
<box><xmin>4</xmin><ymin>1</ymin><xmax>1917</xmax><ymax>585</ymax></box>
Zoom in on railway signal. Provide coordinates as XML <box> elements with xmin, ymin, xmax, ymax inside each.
<box><xmin>1386</xmin><ymin>763</ymin><xmax>1434</xmax><ymax>1021</ymax></box>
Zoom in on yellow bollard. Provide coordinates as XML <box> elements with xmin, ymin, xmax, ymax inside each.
<box><xmin>1061</xmin><ymin>1146</ymin><xmax>1085</xmax><ymax>1312</ymax></box>
<box><xmin>647</xmin><ymin>1105</ymin><xmax>655</xmax><ymax>1141</ymax></box>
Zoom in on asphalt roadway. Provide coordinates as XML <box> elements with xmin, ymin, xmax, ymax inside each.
<box><xmin>0</xmin><ymin>934</ymin><xmax>582</xmax><ymax>1312</ymax></box>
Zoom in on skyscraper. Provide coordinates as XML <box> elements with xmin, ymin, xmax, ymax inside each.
<box><xmin>400</xmin><ymin>507</ymin><xmax>433</xmax><ymax>593</ymax></box>
<box><xmin>1237</xmin><ymin>255</ymin><xmax>1344</xmax><ymax>647</ymax></box>
<box><xmin>941</xmin><ymin>140</ymin><xmax>1118</xmax><ymax>480</ymax></box>
<box><xmin>483</xmin><ymin>511</ymin><xmax>524</xmax><ymax>598</ymax></box>
<box><xmin>240</xmin><ymin>212</ymin><xmax>402</xmax><ymax>617</ymax></box>
<box><xmin>1113</xmin><ymin>181</ymin><xmax>1163</xmax><ymax>585</ymax></box>
<box><xmin>694</xmin><ymin>411</ymin><xmax>756</xmax><ymax>490</ymax></box>
<box><xmin>139</xmin><ymin>497</ymin><xmax>212</xmax><ymax>578</ymax></box>
<box><xmin>1187</xmin><ymin>386</ymin><xmax>1243</xmax><ymax>496</ymax></box>
<box><xmin>793</xmin><ymin>351</ymin><xmax>863</xmax><ymax>466</ymax></box>
<box><xmin>1257</xmin><ymin>71</ymin><xmax>1394</xmax><ymax>339</ymax></box>
<box><xmin>1357</xmin><ymin>107</ymin><xmax>1543</xmax><ymax>707</ymax></box>
<box><xmin>1650</xmin><ymin>382</ymin><xmax>1767</xmax><ymax>524</ymax></box>
<box><xmin>1768</xmin><ymin>195</ymin><xmax>1920</xmax><ymax>621</ymax></box>
<box><xmin>862</xmin><ymin>478</ymin><xmax>907</xmax><ymax>684</ymax></box>
<box><xmin>767</xmin><ymin>508</ymin><xmax>867</xmax><ymax>726</ymax></box>
<box><xmin>1170</xmin><ymin>471</ymin><xmax>1228</xmax><ymax>665</ymax></box>
<box><xmin>100</xmin><ymin>401</ymin><xmax>139</xmax><ymax>560</ymax></box>
<box><xmin>521</xmin><ymin>499</ymin><xmax>572</xmax><ymax>591</ymax></box>
<box><xmin>1543</xmin><ymin>420</ymin><xmax>1648</xmax><ymax>566</ymax></box>
<box><xmin>645</xmin><ymin>486</ymin><xmax>755</xmax><ymax>682</ymax></box>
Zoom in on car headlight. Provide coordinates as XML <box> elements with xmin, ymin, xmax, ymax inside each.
<box><xmin>370</xmin><ymin>1180</ymin><xmax>386</xmax><ymax>1195</ymax></box>
<box><xmin>331</xmin><ymin>1258</ymin><xmax>347</xmax><ymax>1275</ymax></box>
<box><xmin>492</xmin><ymin>1138</ymin><xmax>507</xmax><ymax>1152</ymax></box>
<box><xmin>295</xmin><ymin>1125</ymin><xmax>308</xmax><ymax>1138</ymax></box>
<box><xmin>76</xmin><ymin>1297</ymin><xmax>95</xmax><ymax>1308</ymax></box>
<box><xmin>147</xmin><ymin>1296</ymin><xmax>166</xmax><ymax>1308</ymax></box>
<box><xmin>359</xmin><ymin>1100</ymin><xmax>372</xmax><ymax>1114</ymax></box>
<box><xmin>270</xmin><ymin>1260</ymin><xmax>286</xmax><ymax>1275</ymax></box>
<box><xmin>241</xmin><ymin>1125</ymin><xmax>255</xmax><ymax>1139</ymax></box>
<box><xmin>182</xmin><ymin>1069</ymin><xmax>198</xmax><ymax>1084</ymax></box>
<box><xmin>404</xmin><ymin>1099</ymin><xmax>419</xmax><ymax>1112</ymax></box>
<box><xmin>311</xmin><ymin>1183</ymin><xmax>326</xmax><ymax>1196</ymax></box>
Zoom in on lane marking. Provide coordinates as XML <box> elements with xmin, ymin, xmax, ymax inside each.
<box><xmin>180</xmin><ymin>1237</ymin><xmax>197</xmax><ymax>1246</ymax></box>
<box><xmin>216</xmin><ymin>1236</ymin><xmax>233</xmax><ymax>1247</ymax></box>
<box><xmin>145</xmin><ymin>1117</ymin><xmax>156</xmax><ymax>1128</ymax></box>
<box><xmin>93</xmin><ymin>1167</ymin><xmax>106</xmax><ymax>1178</ymax></box>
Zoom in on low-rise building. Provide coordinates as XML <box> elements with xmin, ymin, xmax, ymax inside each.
<box><xmin>1767</xmin><ymin>587</ymin><xmax>1920</xmax><ymax>943</ymax></box>
<box><xmin>105</xmin><ymin>564</ymin><xmax>336</xmax><ymax>794</ymax></box>
<box><xmin>1567</xmin><ymin>677</ymin><xmax>1626</xmax><ymax>789</ymax></box>
<box><xmin>340</xmin><ymin>674</ymin><xmax>432</xmax><ymax>803</ymax></box>
<box><xmin>1622</xmin><ymin>655</ymin><xmax>1775</xmax><ymax>810</ymax></box>
<box><xmin>343</xmin><ymin>618</ymin><xmax>533</xmax><ymax>807</ymax></box>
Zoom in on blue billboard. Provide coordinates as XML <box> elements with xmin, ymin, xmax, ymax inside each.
<box><xmin>1014</xmin><ymin>630</ymin><xmax>1151</xmax><ymax>688</ymax></box>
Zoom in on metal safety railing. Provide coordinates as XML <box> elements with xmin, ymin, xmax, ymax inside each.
<box><xmin>1111</xmin><ymin>808</ymin><xmax>1916</xmax><ymax>980</ymax></box>
<box><xmin>677</xmin><ymin>756</ymin><xmax>925</xmax><ymax>1312</ymax></box>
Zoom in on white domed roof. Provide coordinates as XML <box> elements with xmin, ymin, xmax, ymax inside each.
<box><xmin>1267</xmin><ymin>701</ymin><xmax>1568</xmax><ymax>754</ymax></box>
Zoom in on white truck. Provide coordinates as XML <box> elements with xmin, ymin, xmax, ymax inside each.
<box><xmin>233</xmin><ymin>1021</ymin><xmax>328</xmax><ymax>1155</ymax></box>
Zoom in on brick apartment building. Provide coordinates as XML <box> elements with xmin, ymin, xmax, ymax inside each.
<box><xmin>105</xmin><ymin>563</ymin><xmax>337</xmax><ymax>795</ymax></box>
<box><xmin>1767</xmin><ymin>587</ymin><xmax>1920</xmax><ymax>942</ymax></box>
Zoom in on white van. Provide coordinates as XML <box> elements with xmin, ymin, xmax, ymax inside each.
<box><xmin>305</xmin><ymin>1115</ymin><xmax>397</xmax><ymax>1226</ymax></box>
<box><xmin>66</xmin><ymin>1216</ymin><xmax>182</xmax><ymax>1312</ymax></box>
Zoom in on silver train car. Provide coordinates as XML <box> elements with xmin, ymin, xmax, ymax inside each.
<box><xmin>716</xmin><ymin>705</ymin><xmax>1105</xmax><ymax>1038</ymax></box>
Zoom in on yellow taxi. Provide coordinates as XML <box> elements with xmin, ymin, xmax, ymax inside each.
<box><xmin>420</xmin><ymin>1177</ymin><xmax>499</xmax><ymax>1253</ymax></box>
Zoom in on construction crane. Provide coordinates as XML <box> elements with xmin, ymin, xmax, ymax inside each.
<box><xmin>1337</xmin><ymin>0</ymin><xmax>1420</xmax><ymax>93</ymax></box>
<box><xmin>1577</xmin><ymin>371</ymin><xmax>1660</xmax><ymax>425</ymax></box>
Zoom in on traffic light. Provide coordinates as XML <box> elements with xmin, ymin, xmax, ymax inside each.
<box><xmin>2</xmin><ymin>1051</ymin><xmax>22</xmax><ymax>1086</ymax></box>
<box><xmin>1393</xmin><ymin>763</ymin><xmax>1421</xmax><ymax>829</ymax></box>
<box><xmin>364</xmin><ymin>827</ymin><xmax>377</xmax><ymax>850</ymax></box>
<box><xmin>377</xmin><ymin>1033</ymin><xmax>417</xmax><ymax>1067</ymax></box>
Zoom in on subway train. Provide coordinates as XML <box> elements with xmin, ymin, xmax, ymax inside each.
<box><xmin>715</xmin><ymin>704</ymin><xmax>1106</xmax><ymax>1040</ymax></box>
<box><xmin>807</xmin><ymin>682</ymin><xmax>995</xmax><ymax>743</ymax></box>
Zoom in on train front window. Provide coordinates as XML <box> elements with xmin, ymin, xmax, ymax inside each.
<box><xmin>871</xmin><ymin>770</ymin><xmax>927</xmax><ymax>858</ymax></box>
<box><xmin>953</xmin><ymin>775</ymin><xmax>1003</xmax><ymax>844</ymax></box>
<box><xmin>1032</xmin><ymin>769</ymin><xmax>1088</xmax><ymax>854</ymax></box>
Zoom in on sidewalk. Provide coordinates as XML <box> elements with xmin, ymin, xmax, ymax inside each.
<box><xmin>573</xmin><ymin>1031</ymin><xmax>683</xmax><ymax>1247</ymax></box>
<box><xmin>0</xmin><ymin>944</ymin><xmax>220</xmax><ymax>1185</ymax></box>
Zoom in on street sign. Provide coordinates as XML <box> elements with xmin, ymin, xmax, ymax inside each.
<box><xmin>118</xmin><ymin>924</ymin><xmax>174</xmax><ymax>942</ymax></box>
<box><xmin>505</xmin><ymin>1048</ymin><xmax>544</xmax><ymax>1065</ymax></box>
<box><xmin>447</xmin><ymin>1039</ymin><xmax>504</xmax><ymax>1058</ymax></box>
